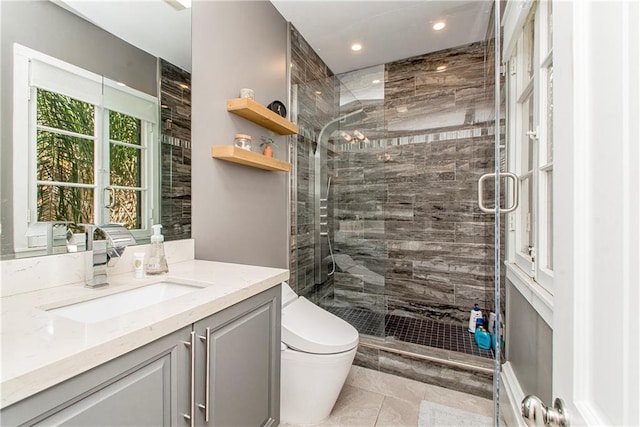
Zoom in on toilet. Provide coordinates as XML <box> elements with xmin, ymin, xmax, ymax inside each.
<box><xmin>280</xmin><ymin>282</ymin><xmax>359</xmax><ymax>425</ymax></box>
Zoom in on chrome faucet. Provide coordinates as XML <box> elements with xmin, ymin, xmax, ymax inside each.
<box><xmin>84</xmin><ymin>224</ymin><xmax>137</xmax><ymax>288</ymax></box>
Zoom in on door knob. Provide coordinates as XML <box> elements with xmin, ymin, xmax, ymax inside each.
<box><xmin>521</xmin><ymin>395</ymin><xmax>569</xmax><ymax>427</ymax></box>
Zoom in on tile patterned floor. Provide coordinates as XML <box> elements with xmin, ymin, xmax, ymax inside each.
<box><xmin>326</xmin><ymin>307</ymin><xmax>494</xmax><ymax>359</ymax></box>
<box><xmin>280</xmin><ymin>365</ymin><xmax>495</xmax><ymax>427</ymax></box>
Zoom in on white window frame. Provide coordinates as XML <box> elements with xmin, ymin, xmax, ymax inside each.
<box><xmin>504</xmin><ymin>0</ymin><xmax>554</xmax><ymax>317</ymax></box>
<box><xmin>13</xmin><ymin>44</ymin><xmax>159</xmax><ymax>254</ymax></box>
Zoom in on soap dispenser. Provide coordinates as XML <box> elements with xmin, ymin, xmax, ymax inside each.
<box><xmin>146</xmin><ymin>224</ymin><xmax>168</xmax><ymax>275</ymax></box>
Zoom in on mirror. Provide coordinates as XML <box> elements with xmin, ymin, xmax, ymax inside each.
<box><xmin>0</xmin><ymin>0</ymin><xmax>192</xmax><ymax>260</ymax></box>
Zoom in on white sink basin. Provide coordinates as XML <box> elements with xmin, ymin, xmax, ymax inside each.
<box><xmin>48</xmin><ymin>282</ymin><xmax>200</xmax><ymax>323</ymax></box>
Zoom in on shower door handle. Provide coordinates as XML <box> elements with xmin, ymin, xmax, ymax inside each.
<box><xmin>477</xmin><ymin>172</ymin><xmax>519</xmax><ymax>214</ymax></box>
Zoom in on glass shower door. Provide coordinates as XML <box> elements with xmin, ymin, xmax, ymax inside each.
<box><xmin>290</xmin><ymin>73</ymin><xmax>388</xmax><ymax>340</ymax></box>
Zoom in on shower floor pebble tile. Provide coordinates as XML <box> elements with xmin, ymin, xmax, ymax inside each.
<box><xmin>280</xmin><ymin>366</ymin><xmax>495</xmax><ymax>427</ymax></box>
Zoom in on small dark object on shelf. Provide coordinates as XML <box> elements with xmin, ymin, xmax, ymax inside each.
<box><xmin>266</xmin><ymin>100</ymin><xmax>286</xmax><ymax>117</ymax></box>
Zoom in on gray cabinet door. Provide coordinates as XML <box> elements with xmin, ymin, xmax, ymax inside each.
<box><xmin>194</xmin><ymin>287</ymin><xmax>281</xmax><ymax>427</ymax></box>
<box><xmin>1</xmin><ymin>327</ymin><xmax>192</xmax><ymax>427</ymax></box>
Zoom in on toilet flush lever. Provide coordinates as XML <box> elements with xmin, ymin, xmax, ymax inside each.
<box><xmin>198</xmin><ymin>327</ymin><xmax>211</xmax><ymax>422</ymax></box>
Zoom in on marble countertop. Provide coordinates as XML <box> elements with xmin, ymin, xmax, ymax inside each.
<box><xmin>0</xmin><ymin>259</ymin><xmax>288</xmax><ymax>408</ymax></box>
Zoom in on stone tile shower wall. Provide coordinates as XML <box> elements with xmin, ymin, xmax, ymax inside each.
<box><xmin>289</xmin><ymin>25</ymin><xmax>339</xmax><ymax>298</ymax></box>
<box><xmin>332</xmin><ymin>42</ymin><xmax>501</xmax><ymax>325</ymax></box>
<box><xmin>160</xmin><ymin>59</ymin><xmax>191</xmax><ymax>241</ymax></box>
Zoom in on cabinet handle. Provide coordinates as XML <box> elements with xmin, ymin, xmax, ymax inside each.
<box><xmin>183</xmin><ymin>331</ymin><xmax>195</xmax><ymax>427</ymax></box>
<box><xmin>198</xmin><ymin>327</ymin><xmax>211</xmax><ymax>422</ymax></box>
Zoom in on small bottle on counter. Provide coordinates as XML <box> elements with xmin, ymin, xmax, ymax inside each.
<box><xmin>134</xmin><ymin>252</ymin><xmax>145</xmax><ymax>279</ymax></box>
<box><xmin>234</xmin><ymin>134</ymin><xmax>252</xmax><ymax>150</ymax></box>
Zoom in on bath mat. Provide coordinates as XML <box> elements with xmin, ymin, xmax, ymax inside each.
<box><xmin>418</xmin><ymin>400</ymin><xmax>492</xmax><ymax>427</ymax></box>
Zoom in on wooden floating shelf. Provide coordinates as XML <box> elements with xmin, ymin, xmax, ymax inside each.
<box><xmin>226</xmin><ymin>98</ymin><xmax>298</xmax><ymax>135</ymax></box>
<box><xmin>211</xmin><ymin>146</ymin><xmax>291</xmax><ymax>172</ymax></box>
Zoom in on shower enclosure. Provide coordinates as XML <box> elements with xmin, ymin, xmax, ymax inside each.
<box><xmin>289</xmin><ymin>18</ymin><xmax>502</xmax><ymax>399</ymax></box>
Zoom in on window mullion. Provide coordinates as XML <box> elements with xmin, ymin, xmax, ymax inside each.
<box><xmin>94</xmin><ymin>105</ymin><xmax>109</xmax><ymax>225</ymax></box>
<box><xmin>143</xmin><ymin>121</ymin><xmax>152</xmax><ymax>230</ymax></box>
<box><xmin>531</xmin><ymin>3</ymin><xmax>543</xmax><ymax>283</ymax></box>
<box><xmin>28</xmin><ymin>87</ymin><xmax>39</xmax><ymax>225</ymax></box>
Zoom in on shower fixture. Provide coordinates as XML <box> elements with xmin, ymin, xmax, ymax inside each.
<box><xmin>314</xmin><ymin>109</ymin><xmax>366</xmax><ymax>285</ymax></box>
<box><xmin>340</xmin><ymin>131</ymin><xmax>352</xmax><ymax>142</ymax></box>
<box><xmin>314</xmin><ymin>109</ymin><xmax>366</xmax><ymax>154</ymax></box>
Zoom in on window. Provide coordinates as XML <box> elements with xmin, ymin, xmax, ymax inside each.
<box><xmin>13</xmin><ymin>45</ymin><xmax>159</xmax><ymax>253</ymax></box>
<box><xmin>505</xmin><ymin>0</ymin><xmax>554</xmax><ymax>292</ymax></box>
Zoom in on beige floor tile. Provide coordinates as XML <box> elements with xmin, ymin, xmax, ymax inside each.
<box><xmin>374</xmin><ymin>396</ymin><xmax>421</xmax><ymax>427</ymax></box>
<box><xmin>284</xmin><ymin>367</ymin><xmax>497</xmax><ymax>427</ymax></box>
<box><xmin>349</xmin><ymin>367</ymin><xmax>429</xmax><ymax>404</ymax></box>
<box><xmin>422</xmin><ymin>383</ymin><xmax>494</xmax><ymax>418</ymax></box>
<box><xmin>345</xmin><ymin>365</ymin><xmax>362</xmax><ymax>386</ymax></box>
<box><xmin>307</xmin><ymin>385</ymin><xmax>385</xmax><ymax>427</ymax></box>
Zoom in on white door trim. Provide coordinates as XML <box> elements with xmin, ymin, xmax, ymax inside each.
<box><xmin>554</xmin><ymin>1</ymin><xmax>640</xmax><ymax>425</ymax></box>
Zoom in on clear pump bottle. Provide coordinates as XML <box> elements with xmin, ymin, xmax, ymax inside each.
<box><xmin>146</xmin><ymin>224</ymin><xmax>168</xmax><ymax>275</ymax></box>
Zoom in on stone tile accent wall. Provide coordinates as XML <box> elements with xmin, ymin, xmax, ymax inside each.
<box><xmin>160</xmin><ymin>59</ymin><xmax>191</xmax><ymax>241</ymax></box>
<box><xmin>289</xmin><ymin>25</ymin><xmax>339</xmax><ymax>297</ymax></box>
<box><xmin>331</xmin><ymin>41</ymin><xmax>503</xmax><ymax>325</ymax></box>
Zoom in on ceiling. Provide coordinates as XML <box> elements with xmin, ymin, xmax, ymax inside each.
<box><xmin>271</xmin><ymin>1</ymin><xmax>493</xmax><ymax>74</ymax></box>
<box><xmin>53</xmin><ymin>0</ymin><xmax>191</xmax><ymax>72</ymax></box>
<box><xmin>53</xmin><ymin>1</ymin><xmax>493</xmax><ymax>76</ymax></box>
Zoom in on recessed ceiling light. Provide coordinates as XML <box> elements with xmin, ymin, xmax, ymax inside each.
<box><xmin>315</xmin><ymin>91</ymin><xmax>322</xmax><ymax>95</ymax></box>
<box><xmin>351</xmin><ymin>43</ymin><xmax>362</xmax><ymax>52</ymax></box>
<box><xmin>436</xmin><ymin>65</ymin><xmax>447</xmax><ymax>72</ymax></box>
<box><xmin>433</xmin><ymin>21</ymin><xmax>446</xmax><ymax>31</ymax></box>
<box><xmin>372</xmin><ymin>79</ymin><xmax>381</xmax><ymax>84</ymax></box>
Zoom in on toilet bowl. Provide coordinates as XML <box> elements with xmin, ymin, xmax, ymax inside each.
<box><xmin>280</xmin><ymin>282</ymin><xmax>359</xmax><ymax>425</ymax></box>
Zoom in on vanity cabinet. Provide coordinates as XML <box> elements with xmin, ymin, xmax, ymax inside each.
<box><xmin>193</xmin><ymin>286</ymin><xmax>281</xmax><ymax>426</ymax></box>
<box><xmin>1</xmin><ymin>327</ymin><xmax>192</xmax><ymax>426</ymax></box>
<box><xmin>1</xmin><ymin>286</ymin><xmax>281</xmax><ymax>427</ymax></box>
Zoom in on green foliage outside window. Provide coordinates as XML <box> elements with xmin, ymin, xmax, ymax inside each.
<box><xmin>36</xmin><ymin>89</ymin><xmax>144</xmax><ymax>230</ymax></box>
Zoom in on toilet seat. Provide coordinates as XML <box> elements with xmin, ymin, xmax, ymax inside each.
<box><xmin>282</xmin><ymin>297</ymin><xmax>359</xmax><ymax>354</ymax></box>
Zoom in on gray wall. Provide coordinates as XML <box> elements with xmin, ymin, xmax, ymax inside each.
<box><xmin>0</xmin><ymin>0</ymin><xmax>157</xmax><ymax>255</ymax></box>
<box><xmin>506</xmin><ymin>280</ymin><xmax>552</xmax><ymax>404</ymax></box>
<box><xmin>191</xmin><ymin>1</ymin><xmax>289</xmax><ymax>268</ymax></box>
